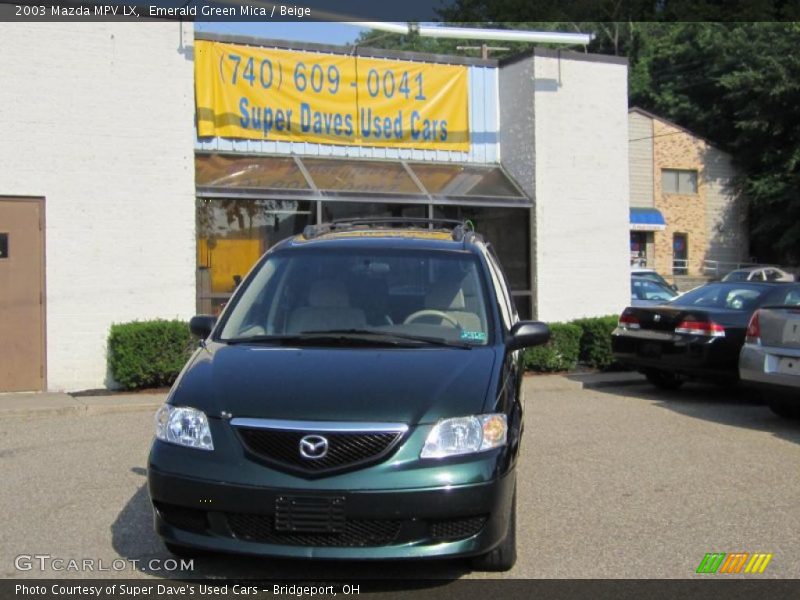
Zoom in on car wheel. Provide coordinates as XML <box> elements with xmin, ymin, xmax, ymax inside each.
<box><xmin>767</xmin><ymin>399</ymin><xmax>800</xmax><ymax>420</ymax></box>
<box><xmin>470</xmin><ymin>487</ymin><xmax>517</xmax><ymax>572</ymax></box>
<box><xmin>645</xmin><ymin>369</ymin><xmax>684</xmax><ymax>390</ymax></box>
<box><xmin>164</xmin><ymin>541</ymin><xmax>212</xmax><ymax>558</ymax></box>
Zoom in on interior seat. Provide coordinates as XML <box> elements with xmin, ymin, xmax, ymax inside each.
<box><xmin>287</xmin><ymin>279</ymin><xmax>366</xmax><ymax>333</ymax></box>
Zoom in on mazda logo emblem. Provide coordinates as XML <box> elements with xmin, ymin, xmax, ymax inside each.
<box><xmin>654</xmin><ymin>314</ymin><xmax>661</xmax><ymax>322</ymax></box>
<box><xmin>299</xmin><ymin>435</ymin><xmax>329</xmax><ymax>459</ymax></box>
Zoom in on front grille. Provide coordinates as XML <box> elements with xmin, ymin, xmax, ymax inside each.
<box><xmin>430</xmin><ymin>516</ymin><xmax>488</xmax><ymax>541</ymax></box>
<box><xmin>154</xmin><ymin>502</ymin><xmax>209</xmax><ymax>534</ymax></box>
<box><xmin>226</xmin><ymin>513</ymin><xmax>401</xmax><ymax>547</ymax></box>
<box><xmin>235</xmin><ymin>427</ymin><xmax>403</xmax><ymax>475</ymax></box>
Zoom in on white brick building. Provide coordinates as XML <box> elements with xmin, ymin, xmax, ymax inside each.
<box><xmin>0</xmin><ymin>23</ymin><xmax>196</xmax><ymax>391</ymax></box>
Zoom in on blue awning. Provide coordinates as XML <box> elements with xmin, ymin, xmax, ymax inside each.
<box><xmin>630</xmin><ymin>208</ymin><xmax>666</xmax><ymax>231</ymax></box>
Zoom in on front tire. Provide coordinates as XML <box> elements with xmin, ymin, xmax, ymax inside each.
<box><xmin>645</xmin><ymin>369</ymin><xmax>684</xmax><ymax>390</ymax></box>
<box><xmin>470</xmin><ymin>487</ymin><xmax>517</xmax><ymax>572</ymax></box>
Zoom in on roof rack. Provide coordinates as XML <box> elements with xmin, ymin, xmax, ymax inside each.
<box><xmin>302</xmin><ymin>217</ymin><xmax>476</xmax><ymax>242</ymax></box>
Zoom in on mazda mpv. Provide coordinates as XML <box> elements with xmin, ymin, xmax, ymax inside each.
<box><xmin>148</xmin><ymin>218</ymin><xmax>549</xmax><ymax>571</ymax></box>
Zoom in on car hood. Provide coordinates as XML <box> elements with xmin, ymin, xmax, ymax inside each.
<box><xmin>171</xmin><ymin>342</ymin><xmax>498</xmax><ymax>424</ymax></box>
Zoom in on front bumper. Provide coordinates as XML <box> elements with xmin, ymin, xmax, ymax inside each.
<box><xmin>148</xmin><ymin>466</ymin><xmax>515</xmax><ymax>560</ymax></box>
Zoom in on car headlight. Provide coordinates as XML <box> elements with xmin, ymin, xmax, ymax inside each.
<box><xmin>154</xmin><ymin>404</ymin><xmax>214</xmax><ymax>451</ymax></box>
<box><xmin>421</xmin><ymin>413</ymin><xmax>507</xmax><ymax>458</ymax></box>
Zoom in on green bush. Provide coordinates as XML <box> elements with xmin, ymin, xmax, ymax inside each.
<box><xmin>573</xmin><ymin>315</ymin><xmax>620</xmax><ymax>371</ymax></box>
<box><xmin>108</xmin><ymin>320</ymin><xmax>196</xmax><ymax>390</ymax></box>
<box><xmin>522</xmin><ymin>322</ymin><xmax>581</xmax><ymax>372</ymax></box>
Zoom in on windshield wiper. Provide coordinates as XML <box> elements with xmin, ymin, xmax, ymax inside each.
<box><xmin>224</xmin><ymin>330</ymin><xmax>472</xmax><ymax>349</ymax></box>
<box><xmin>298</xmin><ymin>329</ymin><xmax>473</xmax><ymax>349</ymax></box>
<box><xmin>224</xmin><ymin>332</ymin><xmax>420</xmax><ymax>347</ymax></box>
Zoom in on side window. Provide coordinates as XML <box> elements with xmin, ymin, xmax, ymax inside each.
<box><xmin>778</xmin><ymin>288</ymin><xmax>800</xmax><ymax>306</ymax></box>
<box><xmin>485</xmin><ymin>245</ymin><xmax>515</xmax><ymax>330</ymax></box>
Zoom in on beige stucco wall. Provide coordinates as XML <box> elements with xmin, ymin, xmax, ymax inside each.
<box><xmin>705</xmin><ymin>147</ymin><xmax>749</xmax><ymax>267</ymax></box>
<box><xmin>652</xmin><ymin>120</ymin><xmax>708</xmax><ymax>277</ymax></box>
<box><xmin>628</xmin><ymin>111</ymin><xmax>654</xmax><ymax>208</ymax></box>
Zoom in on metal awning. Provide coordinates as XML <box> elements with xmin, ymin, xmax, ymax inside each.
<box><xmin>630</xmin><ymin>207</ymin><xmax>666</xmax><ymax>231</ymax></box>
<box><xmin>195</xmin><ymin>153</ymin><xmax>531</xmax><ymax>208</ymax></box>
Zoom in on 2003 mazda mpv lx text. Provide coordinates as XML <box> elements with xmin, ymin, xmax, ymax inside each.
<box><xmin>147</xmin><ymin>218</ymin><xmax>550</xmax><ymax>571</ymax></box>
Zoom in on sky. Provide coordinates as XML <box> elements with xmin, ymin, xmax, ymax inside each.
<box><xmin>194</xmin><ymin>21</ymin><xmax>367</xmax><ymax>45</ymax></box>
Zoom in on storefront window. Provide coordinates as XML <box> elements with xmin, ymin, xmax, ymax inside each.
<box><xmin>414</xmin><ymin>164</ymin><xmax>521</xmax><ymax>199</ymax></box>
<box><xmin>322</xmin><ymin>202</ymin><xmax>426</xmax><ymax>222</ymax></box>
<box><xmin>630</xmin><ymin>231</ymin><xmax>648</xmax><ymax>267</ymax></box>
<box><xmin>434</xmin><ymin>205</ymin><xmax>531</xmax><ymax>317</ymax></box>
<box><xmin>196</xmin><ymin>154</ymin><xmax>311</xmax><ymax>191</ymax></box>
<box><xmin>196</xmin><ymin>198</ymin><xmax>315</xmax><ymax>314</ymax></box>
<box><xmin>304</xmin><ymin>159</ymin><xmax>420</xmax><ymax>195</ymax></box>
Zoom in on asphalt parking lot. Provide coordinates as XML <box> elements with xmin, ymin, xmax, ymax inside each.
<box><xmin>1</xmin><ymin>377</ymin><xmax>798</xmax><ymax>580</ymax></box>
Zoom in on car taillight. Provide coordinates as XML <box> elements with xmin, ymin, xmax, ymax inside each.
<box><xmin>618</xmin><ymin>311</ymin><xmax>640</xmax><ymax>330</ymax></box>
<box><xmin>675</xmin><ymin>318</ymin><xmax>726</xmax><ymax>337</ymax></box>
<box><xmin>745</xmin><ymin>311</ymin><xmax>761</xmax><ymax>344</ymax></box>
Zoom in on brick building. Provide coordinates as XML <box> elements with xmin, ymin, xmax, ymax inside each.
<box><xmin>628</xmin><ymin>107</ymin><xmax>749</xmax><ymax>281</ymax></box>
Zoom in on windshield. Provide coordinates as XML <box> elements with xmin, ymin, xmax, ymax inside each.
<box><xmin>631</xmin><ymin>278</ymin><xmax>677</xmax><ymax>302</ymax></box>
<box><xmin>723</xmin><ymin>270</ymin><xmax>751</xmax><ymax>282</ymax></box>
<box><xmin>670</xmin><ymin>283</ymin><xmax>768</xmax><ymax>311</ymax></box>
<box><xmin>218</xmin><ymin>248</ymin><xmax>492</xmax><ymax>346</ymax></box>
<box><xmin>633</xmin><ymin>271</ymin><xmax>670</xmax><ymax>287</ymax></box>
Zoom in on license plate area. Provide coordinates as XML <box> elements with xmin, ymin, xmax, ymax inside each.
<box><xmin>274</xmin><ymin>496</ymin><xmax>346</xmax><ymax>533</ymax></box>
<box><xmin>778</xmin><ymin>357</ymin><xmax>800</xmax><ymax>377</ymax></box>
<box><xmin>638</xmin><ymin>342</ymin><xmax>662</xmax><ymax>359</ymax></box>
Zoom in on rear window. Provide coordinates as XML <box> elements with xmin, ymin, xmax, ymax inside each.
<box><xmin>671</xmin><ymin>283</ymin><xmax>767</xmax><ymax>311</ymax></box>
<box><xmin>766</xmin><ymin>286</ymin><xmax>800</xmax><ymax>307</ymax></box>
<box><xmin>723</xmin><ymin>270</ymin><xmax>750</xmax><ymax>282</ymax></box>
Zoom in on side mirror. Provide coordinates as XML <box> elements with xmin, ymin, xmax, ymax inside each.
<box><xmin>508</xmin><ymin>321</ymin><xmax>550</xmax><ymax>351</ymax></box>
<box><xmin>189</xmin><ymin>315</ymin><xmax>216</xmax><ymax>339</ymax></box>
<box><xmin>671</xmin><ymin>284</ymin><xmax>679</xmax><ymax>292</ymax></box>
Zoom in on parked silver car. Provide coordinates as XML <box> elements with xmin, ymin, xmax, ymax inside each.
<box><xmin>739</xmin><ymin>286</ymin><xmax>800</xmax><ymax>418</ymax></box>
<box><xmin>724</xmin><ymin>266</ymin><xmax>795</xmax><ymax>283</ymax></box>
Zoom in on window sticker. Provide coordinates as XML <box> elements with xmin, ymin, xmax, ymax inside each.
<box><xmin>460</xmin><ymin>330</ymin><xmax>487</xmax><ymax>342</ymax></box>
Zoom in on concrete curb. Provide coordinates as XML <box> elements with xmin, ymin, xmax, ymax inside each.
<box><xmin>0</xmin><ymin>393</ymin><xmax>166</xmax><ymax>419</ymax></box>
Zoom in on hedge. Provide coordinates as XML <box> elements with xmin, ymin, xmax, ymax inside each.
<box><xmin>522</xmin><ymin>322</ymin><xmax>582</xmax><ymax>372</ymax></box>
<box><xmin>108</xmin><ymin>320</ymin><xmax>196</xmax><ymax>390</ymax></box>
<box><xmin>572</xmin><ymin>315</ymin><xmax>620</xmax><ymax>371</ymax></box>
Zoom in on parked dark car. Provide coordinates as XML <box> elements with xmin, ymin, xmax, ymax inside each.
<box><xmin>612</xmin><ymin>281</ymin><xmax>800</xmax><ymax>389</ymax></box>
<box><xmin>147</xmin><ymin>218</ymin><xmax>549</xmax><ymax>571</ymax></box>
<box><xmin>739</xmin><ymin>287</ymin><xmax>800</xmax><ymax>418</ymax></box>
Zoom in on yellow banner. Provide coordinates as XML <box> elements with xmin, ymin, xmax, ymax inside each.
<box><xmin>195</xmin><ymin>40</ymin><xmax>470</xmax><ymax>152</ymax></box>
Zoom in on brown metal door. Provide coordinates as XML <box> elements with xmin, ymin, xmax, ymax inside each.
<box><xmin>0</xmin><ymin>198</ymin><xmax>45</xmax><ymax>391</ymax></box>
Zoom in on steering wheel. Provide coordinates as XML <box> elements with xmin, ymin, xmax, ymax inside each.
<box><xmin>403</xmin><ymin>310</ymin><xmax>460</xmax><ymax>328</ymax></box>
